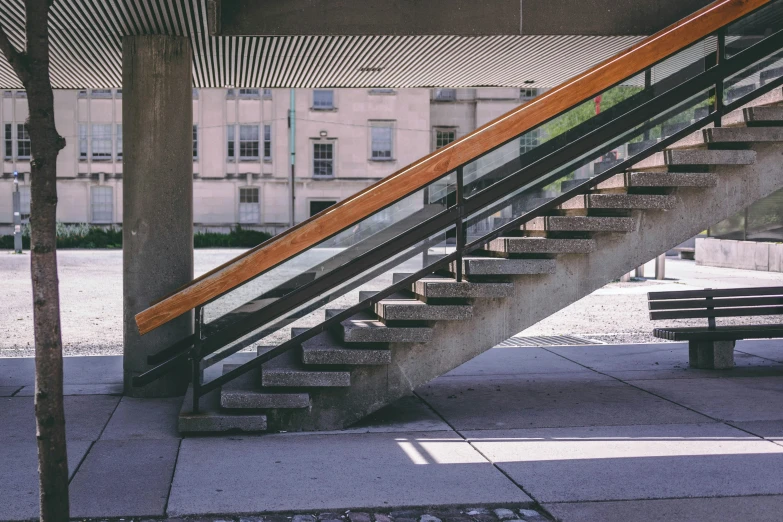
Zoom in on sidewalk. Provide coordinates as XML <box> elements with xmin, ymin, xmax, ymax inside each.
<box><xmin>3</xmin><ymin>340</ymin><xmax>783</xmax><ymax>521</ymax></box>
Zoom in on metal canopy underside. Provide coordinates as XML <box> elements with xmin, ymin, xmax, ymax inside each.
<box><xmin>0</xmin><ymin>0</ymin><xmax>644</xmax><ymax>89</ymax></box>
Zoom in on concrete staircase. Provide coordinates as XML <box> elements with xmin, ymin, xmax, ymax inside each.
<box><xmin>180</xmin><ymin>90</ymin><xmax>783</xmax><ymax>433</ymax></box>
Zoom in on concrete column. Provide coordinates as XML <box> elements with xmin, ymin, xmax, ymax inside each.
<box><xmin>123</xmin><ymin>36</ymin><xmax>193</xmax><ymax>397</ymax></box>
<box><xmin>655</xmin><ymin>254</ymin><xmax>666</xmax><ymax>280</ymax></box>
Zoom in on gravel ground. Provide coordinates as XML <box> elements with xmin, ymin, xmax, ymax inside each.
<box><xmin>3</xmin><ymin>249</ymin><xmax>783</xmax><ymax>357</ymax></box>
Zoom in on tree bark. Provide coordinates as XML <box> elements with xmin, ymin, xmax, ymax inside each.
<box><xmin>0</xmin><ymin>1</ymin><xmax>69</xmax><ymax>521</ymax></box>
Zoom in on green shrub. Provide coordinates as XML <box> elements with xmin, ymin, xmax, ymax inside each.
<box><xmin>1</xmin><ymin>223</ymin><xmax>272</xmax><ymax>250</ymax></box>
<box><xmin>194</xmin><ymin>226</ymin><xmax>272</xmax><ymax>248</ymax></box>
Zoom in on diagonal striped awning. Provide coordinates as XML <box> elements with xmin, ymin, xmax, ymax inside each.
<box><xmin>0</xmin><ymin>0</ymin><xmax>646</xmax><ymax>90</ymax></box>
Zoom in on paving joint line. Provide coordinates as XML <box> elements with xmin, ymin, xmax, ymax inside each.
<box><xmin>539</xmin><ymin>346</ymin><xmax>783</xmax><ymax>444</ymax></box>
<box><xmin>412</xmin><ymin>391</ymin><xmax>553</xmax><ymax>520</ymax></box>
<box><xmin>545</xmin><ymin>491</ymin><xmax>783</xmax><ymax>505</ymax></box>
<box><xmin>69</xmin><ymin>394</ymin><xmax>123</xmax><ymax>485</ymax></box>
<box><xmin>163</xmin><ymin>438</ymin><xmax>183</xmax><ymax>517</ymax></box>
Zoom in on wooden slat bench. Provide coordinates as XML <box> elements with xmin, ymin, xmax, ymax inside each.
<box><xmin>648</xmin><ymin>286</ymin><xmax>783</xmax><ymax>369</ymax></box>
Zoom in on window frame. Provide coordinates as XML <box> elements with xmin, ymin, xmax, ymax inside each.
<box><xmin>369</xmin><ymin>120</ymin><xmax>395</xmax><ymax>161</ymax></box>
<box><xmin>309</xmin><ymin>199</ymin><xmax>338</xmax><ymax>217</ymax></box>
<box><xmin>312</xmin><ymin>139</ymin><xmax>336</xmax><ymax>178</ymax></box>
<box><xmin>312</xmin><ymin>90</ymin><xmax>335</xmax><ymax>110</ymax></box>
<box><xmin>90</xmin><ymin>185</ymin><xmax>114</xmax><ymax>224</ymax></box>
<box><xmin>238</xmin><ymin>124</ymin><xmax>260</xmax><ymax>161</ymax></box>
<box><xmin>238</xmin><ymin>186</ymin><xmax>261</xmax><ymax>224</ymax></box>
<box><xmin>263</xmin><ymin>124</ymin><xmax>272</xmax><ymax>161</ymax></box>
<box><xmin>433</xmin><ymin>127</ymin><xmax>457</xmax><ymax>150</ymax></box>
<box><xmin>227</xmin><ymin>125</ymin><xmax>235</xmax><ymax>161</ymax></box>
<box><xmin>16</xmin><ymin>124</ymin><xmax>31</xmax><ymax>160</ymax></box>
<box><xmin>433</xmin><ymin>88</ymin><xmax>457</xmax><ymax>101</ymax></box>
<box><xmin>193</xmin><ymin>124</ymin><xmax>198</xmax><ymax>160</ymax></box>
<box><xmin>90</xmin><ymin>123</ymin><xmax>113</xmax><ymax>161</ymax></box>
<box><xmin>3</xmin><ymin>123</ymin><xmax>11</xmax><ymax>160</ymax></box>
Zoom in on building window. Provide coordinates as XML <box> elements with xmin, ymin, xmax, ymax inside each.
<box><xmin>226</xmin><ymin>89</ymin><xmax>235</xmax><ymax>98</ymax></box>
<box><xmin>15</xmin><ymin>90</ymin><xmax>27</xmax><ymax>98</ymax></box>
<box><xmin>313</xmin><ymin>90</ymin><xmax>334</xmax><ymax>110</ymax></box>
<box><xmin>79</xmin><ymin>124</ymin><xmax>88</xmax><ymax>159</ymax></box>
<box><xmin>91</xmin><ymin>89</ymin><xmax>112</xmax><ymax>98</ymax></box>
<box><xmin>434</xmin><ymin>128</ymin><xmax>457</xmax><ymax>149</ymax></box>
<box><xmin>239</xmin><ymin>88</ymin><xmax>260</xmax><ymax>98</ymax></box>
<box><xmin>239</xmin><ymin>125</ymin><xmax>259</xmax><ymax>160</ymax></box>
<box><xmin>309</xmin><ymin>200</ymin><xmax>336</xmax><ymax>217</ymax></box>
<box><xmin>16</xmin><ymin>124</ymin><xmax>30</xmax><ymax>159</ymax></box>
<box><xmin>238</xmin><ymin>187</ymin><xmax>260</xmax><ymax>224</ymax></box>
<box><xmin>370</xmin><ymin>121</ymin><xmax>394</xmax><ymax>160</ymax></box>
<box><xmin>368</xmin><ymin>89</ymin><xmax>395</xmax><ymax>95</ymax></box>
<box><xmin>91</xmin><ymin>186</ymin><xmax>113</xmax><ymax>223</ymax></box>
<box><xmin>116</xmin><ymin>124</ymin><xmax>122</xmax><ymax>160</ymax></box>
<box><xmin>313</xmin><ymin>142</ymin><xmax>334</xmax><ymax>177</ymax></box>
<box><xmin>520</xmin><ymin>88</ymin><xmax>538</xmax><ymax>101</ymax></box>
<box><xmin>18</xmin><ymin>185</ymin><xmax>31</xmax><ymax>222</ymax></box>
<box><xmin>262</xmin><ymin>88</ymin><xmax>272</xmax><ymax>99</ymax></box>
<box><xmin>433</xmin><ymin>88</ymin><xmax>456</xmax><ymax>101</ymax></box>
<box><xmin>520</xmin><ymin>128</ymin><xmax>540</xmax><ymax>154</ymax></box>
<box><xmin>115</xmin><ymin>89</ymin><xmax>122</xmax><ymax>98</ymax></box>
<box><xmin>263</xmin><ymin>124</ymin><xmax>271</xmax><ymax>160</ymax></box>
<box><xmin>91</xmin><ymin>124</ymin><xmax>113</xmax><ymax>160</ymax></box>
<box><xmin>4</xmin><ymin>124</ymin><xmax>11</xmax><ymax>160</ymax></box>
<box><xmin>227</xmin><ymin>125</ymin><xmax>235</xmax><ymax>160</ymax></box>
<box><xmin>193</xmin><ymin>88</ymin><xmax>199</xmax><ymax>99</ymax></box>
<box><xmin>193</xmin><ymin>125</ymin><xmax>198</xmax><ymax>160</ymax></box>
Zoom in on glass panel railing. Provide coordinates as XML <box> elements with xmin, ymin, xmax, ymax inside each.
<box><xmin>202</xmin><ymin>226</ymin><xmax>454</xmax><ymax>365</ymax></box>
<box><xmin>464</xmin><ymin>89</ymin><xmax>712</xmax><ymax>241</ymax></box>
<box><xmin>200</xmin><ymin>173</ymin><xmax>456</xmax><ymax>349</ymax></box>
<box><xmin>724</xmin><ymin>46</ymin><xmax>783</xmax><ymax>104</ymax></box>
<box><xmin>726</xmin><ymin>0</ymin><xmax>783</xmax><ymax>59</ymax></box>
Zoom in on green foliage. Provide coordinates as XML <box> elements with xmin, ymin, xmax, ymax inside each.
<box><xmin>541</xmin><ymin>85</ymin><xmax>643</xmax><ymax>140</ymax></box>
<box><xmin>1</xmin><ymin>223</ymin><xmax>273</xmax><ymax>250</ymax></box>
<box><xmin>194</xmin><ymin>226</ymin><xmax>272</xmax><ymax>248</ymax></box>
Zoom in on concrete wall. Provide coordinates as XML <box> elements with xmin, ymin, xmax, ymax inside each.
<box><xmin>696</xmin><ymin>237</ymin><xmax>783</xmax><ymax>272</ymax></box>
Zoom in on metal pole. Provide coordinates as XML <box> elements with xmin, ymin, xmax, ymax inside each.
<box><xmin>191</xmin><ymin>305</ymin><xmax>203</xmax><ymax>414</ymax></box>
<box><xmin>455</xmin><ymin>167</ymin><xmax>465</xmax><ymax>282</ymax></box>
<box><xmin>714</xmin><ymin>29</ymin><xmax>726</xmax><ymax>127</ymax></box>
<box><xmin>288</xmin><ymin>89</ymin><xmax>296</xmax><ymax>228</ymax></box>
<box><xmin>12</xmin><ymin>171</ymin><xmax>22</xmax><ymax>253</ymax></box>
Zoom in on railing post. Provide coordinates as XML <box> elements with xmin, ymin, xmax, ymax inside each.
<box><xmin>714</xmin><ymin>28</ymin><xmax>726</xmax><ymax>128</ymax></box>
<box><xmin>455</xmin><ymin>167</ymin><xmax>465</xmax><ymax>282</ymax></box>
<box><xmin>191</xmin><ymin>306</ymin><xmax>204</xmax><ymax>414</ymax></box>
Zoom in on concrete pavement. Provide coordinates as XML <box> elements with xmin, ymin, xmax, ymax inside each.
<box><xmin>2</xmin><ymin>339</ymin><xmax>783</xmax><ymax>520</ymax></box>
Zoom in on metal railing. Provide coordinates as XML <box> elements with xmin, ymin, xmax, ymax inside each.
<box><xmin>135</xmin><ymin>0</ymin><xmax>783</xmax><ymax>414</ymax></box>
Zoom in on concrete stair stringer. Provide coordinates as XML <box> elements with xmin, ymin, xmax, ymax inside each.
<box><xmin>261</xmin><ymin>141</ymin><xmax>783</xmax><ymax>433</ymax></box>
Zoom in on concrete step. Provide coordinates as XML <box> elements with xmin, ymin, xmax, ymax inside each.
<box><xmin>374</xmin><ymin>293</ymin><xmax>473</xmax><ymax>321</ymax></box>
<box><xmin>179</xmin><ymin>385</ymin><xmax>268</xmax><ymax>433</ymax></box>
<box><xmin>560</xmin><ymin>193</ymin><xmax>676</xmax><ymax>210</ymax></box>
<box><xmin>670</xmin><ymin>126</ymin><xmax>783</xmax><ymax>149</ymax></box>
<box><xmin>595</xmin><ymin>172</ymin><xmax>717</xmax><ymax>190</ymax></box>
<box><xmin>485</xmin><ymin>237</ymin><xmax>595</xmax><ymax>255</ymax></box>
<box><xmin>300</xmin><ymin>331</ymin><xmax>391</xmax><ymax>365</ymax></box>
<box><xmin>220</xmin><ymin>364</ymin><xmax>310</xmax><ymax>410</ymax></box>
<box><xmin>326</xmin><ymin>309</ymin><xmax>434</xmax><ymax>343</ymax></box>
<box><xmin>522</xmin><ymin>215</ymin><xmax>637</xmax><ymax>233</ymax></box>
<box><xmin>412</xmin><ymin>276</ymin><xmax>514</xmax><ymax>299</ymax></box>
<box><xmin>633</xmin><ymin>149</ymin><xmax>756</xmax><ymax>169</ymax></box>
<box><xmin>260</xmin><ymin>348</ymin><xmax>351</xmax><ymax>387</ymax></box>
<box><xmin>724</xmin><ymin>106</ymin><xmax>783</xmax><ymax>127</ymax></box>
<box><xmin>450</xmin><ymin>257</ymin><xmax>557</xmax><ymax>276</ymax></box>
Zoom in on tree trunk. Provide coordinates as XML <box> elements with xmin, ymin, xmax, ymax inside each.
<box><xmin>0</xmin><ymin>1</ymin><xmax>69</xmax><ymax>520</ymax></box>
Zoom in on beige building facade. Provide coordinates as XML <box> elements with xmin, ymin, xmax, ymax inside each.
<box><xmin>0</xmin><ymin>87</ymin><xmax>535</xmax><ymax>236</ymax></box>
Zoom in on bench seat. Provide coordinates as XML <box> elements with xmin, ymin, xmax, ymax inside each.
<box><xmin>654</xmin><ymin>323</ymin><xmax>783</xmax><ymax>342</ymax></box>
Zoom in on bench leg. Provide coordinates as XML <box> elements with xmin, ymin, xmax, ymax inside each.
<box><xmin>688</xmin><ymin>340</ymin><xmax>735</xmax><ymax>369</ymax></box>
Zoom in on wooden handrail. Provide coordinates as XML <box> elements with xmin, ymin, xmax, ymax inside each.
<box><xmin>136</xmin><ymin>0</ymin><xmax>771</xmax><ymax>335</ymax></box>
